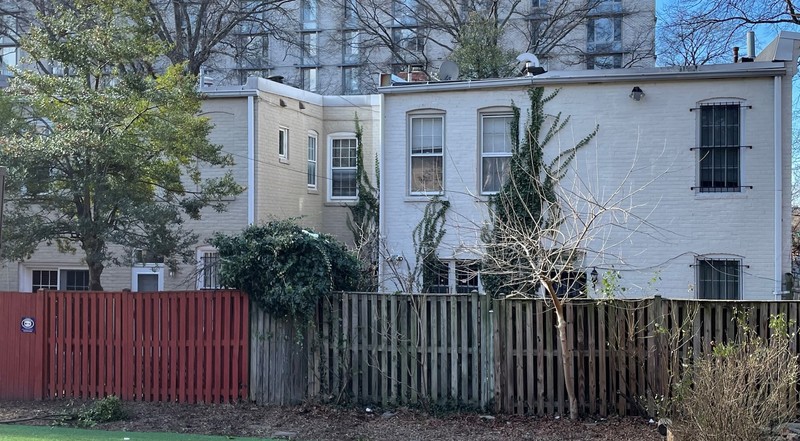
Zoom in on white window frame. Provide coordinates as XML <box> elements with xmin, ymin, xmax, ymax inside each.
<box><xmin>278</xmin><ymin>126</ymin><xmax>289</xmax><ymax>159</ymax></box>
<box><xmin>480</xmin><ymin>113</ymin><xmax>514</xmax><ymax>195</ymax></box>
<box><xmin>131</xmin><ymin>264</ymin><xmax>165</xmax><ymax>292</ymax></box>
<box><xmin>308</xmin><ymin>131</ymin><xmax>318</xmax><ymax>189</ymax></box>
<box><xmin>196</xmin><ymin>246</ymin><xmax>221</xmax><ymax>290</ymax></box>
<box><xmin>408</xmin><ymin>114</ymin><xmax>445</xmax><ymax>196</ymax></box>
<box><xmin>328</xmin><ymin>132</ymin><xmax>359</xmax><ymax>201</ymax></box>
<box><xmin>21</xmin><ymin>266</ymin><xmax>90</xmax><ymax>292</ymax></box>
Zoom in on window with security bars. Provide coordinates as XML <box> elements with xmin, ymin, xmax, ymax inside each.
<box><xmin>199</xmin><ymin>251</ymin><xmax>220</xmax><ymax>289</ymax></box>
<box><xmin>696</xmin><ymin>259</ymin><xmax>740</xmax><ymax>300</ymax></box>
<box><xmin>698</xmin><ymin>104</ymin><xmax>741</xmax><ymax>192</ymax></box>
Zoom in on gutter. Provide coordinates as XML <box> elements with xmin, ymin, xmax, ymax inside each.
<box><xmin>247</xmin><ymin>96</ymin><xmax>255</xmax><ymax>225</ymax></box>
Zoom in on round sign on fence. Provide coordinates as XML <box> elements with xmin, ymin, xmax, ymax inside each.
<box><xmin>20</xmin><ymin>317</ymin><xmax>35</xmax><ymax>333</ymax></box>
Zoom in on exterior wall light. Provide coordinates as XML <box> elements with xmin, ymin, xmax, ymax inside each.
<box><xmin>630</xmin><ymin>86</ymin><xmax>645</xmax><ymax>101</ymax></box>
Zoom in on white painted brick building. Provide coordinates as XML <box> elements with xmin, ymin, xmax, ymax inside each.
<box><xmin>378</xmin><ymin>32</ymin><xmax>800</xmax><ymax>300</ymax></box>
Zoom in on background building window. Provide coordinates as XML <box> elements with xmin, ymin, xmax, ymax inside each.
<box><xmin>392</xmin><ymin>27</ymin><xmax>425</xmax><ymax>53</ymax></box>
<box><xmin>481</xmin><ymin>114</ymin><xmax>514</xmax><ymax>193</ymax></box>
<box><xmin>410</xmin><ymin>116</ymin><xmax>444</xmax><ymax>194</ymax></box>
<box><xmin>342</xmin><ymin>30</ymin><xmax>359</xmax><ymax>64</ymax></box>
<box><xmin>423</xmin><ymin>260</ymin><xmax>480</xmax><ymax>293</ymax></box>
<box><xmin>342</xmin><ymin>67</ymin><xmax>360</xmax><ymax>94</ymax></box>
<box><xmin>0</xmin><ymin>46</ymin><xmax>16</xmax><ymax>75</ymax></box>
<box><xmin>302</xmin><ymin>32</ymin><xmax>318</xmax><ymax>65</ymax></box>
<box><xmin>331</xmin><ymin>137</ymin><xmax>358</xmax><ymax>198</ymax></box>
<box><xmin>587</xmin><ymin>54</ymin><xmax>622</xmax><ymax>69</ymax></box>
<box><xmin>302</xmin><ymin>0</ymin><xmax>318</xmax><ymax>29</ymax></box>
<box><xmin>279</xmin><ymin>127</ymin><xmax>289</xmax><ymax>158</ymax></box>
<box><xmin>301</xmin><ymin>67</ymin><xmax>317</xmax><ymax>92</ymax></box>
<box><xmin>31</xmin><ymin>269</ymin><xmax>90</xmax><ymax>292</ymax></box>
<box><xmin>587</xmin><ymin>16</ymin><xmax>622</xmax><ymax>53</ymax></box>
<box><xmin>699</xmin><ymin>104</ymin><xmax>741</xmax><ymax>192</ymax></box>
<box><xmin>393</xmin><ymin>0</ymin><xmax>418</xmax><ymax>25</ymax></box>
<box><xmin>697</xmin><ymin>259</ymin><xmax>741</xmax><ymax>300</ymax></box>
<box><xmin>308</xmin><ymin>133</ymin><xmax>318</xmax><ymax>188</ymax></box>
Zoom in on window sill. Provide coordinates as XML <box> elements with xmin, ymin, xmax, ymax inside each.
<box><xmin>279</xmin><ymin>157</ymin><xmax>290</xmax><ymax>164</ymax></box>
<box><xmin>693</xmin><ymin>189</ymin><xmax>750</xmax><ymax>200</ymax></box>
<box><xmin>404</xmin><ymin>195</ymin><xmax>447</xmax><ymax>203</ymax></box>
<box><xmin>307</xmin><ymin>188</ymin><xmax>319</xmax><ymax>195</ymax></box>
<box><xmin>325</xmin><ymin>200</ymin><xmax>357</xmax><ymax>207</ymax></box>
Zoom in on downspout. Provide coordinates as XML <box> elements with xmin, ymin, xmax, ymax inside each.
<box><xmin>774</xmin><ymin>75</ymin><xmax>783</xmax><ymax>299</ymax></box>
<box><xmin>378</xmin><ymin>93</ymin><xmax>386</xmax><ymax>292</ymax></box>
<box><xmin>247</xmin><ymin>96</ymin><xmax>255</xmax><ymax>226</ymax></box>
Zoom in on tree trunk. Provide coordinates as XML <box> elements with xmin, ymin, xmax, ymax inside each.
<box><xmin>86</xmin><ymin>258</ymin><xmax>104</xmax><ymax>291</ymax></box>
<box><xmin>545</xmin><ymin>280</ymin><xmax>578</xmax><ymax>419</ymax></box>
<box><xmin>83</xmin><ymin>236</ymin><xmax>105</xmax><ymax>291</ymax></box>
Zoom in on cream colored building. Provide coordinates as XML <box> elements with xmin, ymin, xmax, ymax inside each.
<box><xmin>0</xmin><ymin>77</ymin><xmax>380</xmax><ymax>292</ymax></box>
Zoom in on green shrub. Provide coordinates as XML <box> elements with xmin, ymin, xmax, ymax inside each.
<box><xmin>77</xmin><ymin>396</ymin><xmax>125</xmax><ymax>427</ymax></box>
<box><xmin>212</xmin><ymin>220</ymin><xmax>361</xmax><ymax>320</ymax></box>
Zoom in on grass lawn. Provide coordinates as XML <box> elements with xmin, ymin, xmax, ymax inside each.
<box><xmin>0</xmin><ymin>425</ymin><xmax>281</xmax><ymax>441</ymax></box>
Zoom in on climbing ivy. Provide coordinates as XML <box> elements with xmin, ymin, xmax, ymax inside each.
<box><xmin>413</xmin><ymin>196</ymin><xmax>450</xmax><ymax>293</ymax></box>
<box><xmin>346</xmin><ymin>115</ymin><xmax>380</xmax><ymax>291</ymax></box>
<box><xmin>482</xmin><ymin>87</ymin><xmax>598</xmax><ymax>296</ymax></box>
<box><xmin>211</xmin><ymin>220</ymin><xmax>361</xmax><ymax>320</ymax></box>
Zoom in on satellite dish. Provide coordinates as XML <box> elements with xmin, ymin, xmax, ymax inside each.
<box><xmin>438</xmin><ymin>60</ymin><xmax>460</xmax><ymax>81</ymax></box>
<box><xmin>516</xmin><ymin>53</ymin><xmax>540</xmax><ymax>67</ymax></box>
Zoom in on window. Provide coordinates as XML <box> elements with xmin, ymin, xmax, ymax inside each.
<box><xmin>32</xmin><ymin>270</ymin><xmax>58</xmax><ymax>292</ymax></box>
<box><xmin>302</xmin><ymin>0</ymin><xmax>318</xmax><ymax>29</ymax></box>
<box><xmin>308</xmin><ymin>132</ymin><xmax>318</xmax><ymax>188</ymax></box>
<box><xmin>698</xmin><ymin>104</ymin><xmax>741</xmax><ymax>192</ymax></box>
<box><xmin>342</xmin><ymin>30</ymin><xmax>359</xmax><ymax>64</ymax></box>
<box><xmin>587</xmin><ymin>16</ymin><xmax>622</xmax><ymax>53</ymax></box>
<box><xmin>301</xmin><ymin>67</ymin><xmax>317</xmax><ymax>92</ymax></box>
<box><xmin>131</xmin><ymin>265</ymin><xmax>164</xmax><ymax>292</ymax></box>
<box><xmin>591</xmin><ymin>0</ymin><xmax>622</xmax><ymax>14</ymax></box>
<box><xmin>302</xmin><ymin>32</ymin><xmax>318</xmax><ymax>65</ymax></box>
<box><xmin>392</xmin><ymin>28</ymin><xmax>425</xmax><ymax>53</ymax></box>
<box><xmin>342</xmin><ymin>67</ymin><xmax>360</xmax><ymax>94</ymax></box>
<box><xmin>236</xmin><ymin>34</ymin><xmax>269</xmax><ymax>69</ymax></box>
<box><xmin>410</xmin><ymin>115</ymin><xmax>444</xmax><ymax>194</ymax></box>
<box><xmin>393</xmin><ymin>0</ymin><xmax>418</xmax><ymax>25</ymax></box>
<box><xmin>587</xmin><ymin>54</ymin><xmax>622</xmax><ymax>69</ymax></box>
<box><xmin>331</xmin><ymin>136</ymin><xmax>358</xmax><ymax>199</ymax></box>
<box><xmin>423</xmin><ymin>260</ymin><xmax>480</xmax><ymax>293</ymax></box>
<box><xmin>31</xmin><ymin>269</ymin><xmax>90</xmax><ymax>292</ymax></box>
<box><xmin>0</xmin><ymin>46</ymin><xmax>16</xmax><ymax>75</ymax></box>
<box><xmin>197</xmin><ymin>248</ymin><xmax>220</xmax><ymax>289</ymax></box>
<box><xmin>481</xmin><ymin>114</ymin><xmax>514</xmax><ymax>194</ymax></box>
<box><xmin>532</xmin><ymin>0</ymin><xmax>547</xmax><ymax>7</ymax></box>
<box><xmin>696</xmin><ymin>259</ymin><xmax>741</xmax><ymax>300</ymax></box>
<box><xmin>278</xmin><ymin>127</ymin><xmax>289</xmax><ymax>159</ymax></box>
<box><xmin>343</xmin><ymin>0</ymin><xmax>358</xmax><ymax>27</ymax></box>
<box><xmin>552</xmin><ymin>270</ymin><xmax>587</xmax><ymax>298</ymax></box>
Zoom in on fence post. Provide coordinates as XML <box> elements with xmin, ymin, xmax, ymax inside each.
<box><xmin>652</xmin><ymin>295</ymin><xmax>664</xmax><ymax>397</ymax></box>
<box><xmin>33</xmin><ymin>290</ymin><xmax>47</xmax><ymax>399</ymax></box>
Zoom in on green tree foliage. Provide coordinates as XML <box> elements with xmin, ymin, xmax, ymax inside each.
<box><xmin>212</xmin><ymin>220</ymin><xmax>361</xmax><ymax>320</ymax></box>
<box><xmin>0</xmin><ymin>0</ymin><xmax>242</xmax><ymax>290</ymax></box>
<box><xmin>482</xmin><ymin>87</ymin><xmax>597</xmax><ymax>296</ymax></box>
<box><xmin>450</xmin><ymin>11</ymin><xmax>517</xmax><ymax>80</ymax></box>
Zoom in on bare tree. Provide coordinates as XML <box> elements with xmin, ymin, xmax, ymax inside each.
<box><xmin>480</xmin><ymin>87</ymin><xmax>661</xmax><ymax>419</ymax></box>
<box><xmin>657</xmin><ymin>2</ymin><xmax>739</xmax><ymax>66</ymax></box>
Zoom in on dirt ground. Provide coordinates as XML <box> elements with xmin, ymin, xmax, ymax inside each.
<box><xmin>0</xmin><ymin>399</ymin><xmax>662</xmax><ymax>440</ymax></box>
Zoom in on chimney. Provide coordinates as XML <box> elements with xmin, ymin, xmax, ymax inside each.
<box><xmin>746</xmin><ymin>31</ymin><xmax>755</xmax><ymax>59</ymax></box>
<box><xmin>733</xmin><ymin>46</ymin><xmax>739</xmax><ymax>63</ymax></box>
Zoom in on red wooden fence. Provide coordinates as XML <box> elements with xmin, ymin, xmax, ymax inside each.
<box><xmin>0</xmin><ymin>292</ymin><xmax>46</xmax><ymax>400</ymax></box>
<box><xmin>0</xmin><ymin>290</ymin><xmax>249</xmax><ymax>403</ymax></box>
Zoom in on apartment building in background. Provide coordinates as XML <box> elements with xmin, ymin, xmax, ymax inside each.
<box><xmin>0</xmin><ymin>0</ymin><xmax>656</xmax><ymax>94</ymax></box>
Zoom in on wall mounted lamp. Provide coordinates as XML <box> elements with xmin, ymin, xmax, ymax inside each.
<box><xmin>630</xmin><ymin>86</ymin><xmax>645</xmax><ymax>101</ymax></box>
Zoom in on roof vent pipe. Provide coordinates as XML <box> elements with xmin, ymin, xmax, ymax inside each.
<box><xmin>746</xmin><ymin>31</ymin><xmax>755</xmax><ymax>59</ymax></box>
<box><xmin>733</xmin><ymin>46</ymin><xmax>739</xmax><ymax>63</ymax></box>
